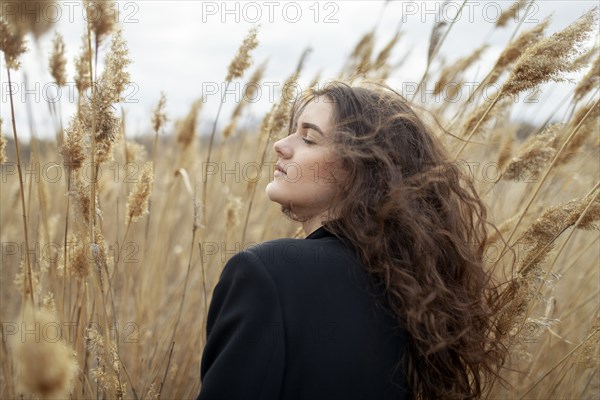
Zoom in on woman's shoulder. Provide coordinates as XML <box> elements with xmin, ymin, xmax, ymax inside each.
<box><xmin>244</xmin><ymin>234</ymin><xmax>354</xmax><ymax>271</ymax></box>
<box><xmin>233</xmin><ymin>233</ymin><xmax>375</xmax><ymax>300</ymax></box>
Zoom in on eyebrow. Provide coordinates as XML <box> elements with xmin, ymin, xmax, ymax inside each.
<box><xmin>301</xmin><ymin>122</ymin><xmax>325</xmax><ymax>136</ymax></box>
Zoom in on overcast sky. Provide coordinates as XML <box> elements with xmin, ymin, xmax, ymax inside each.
<box><xmin>1</xmin><ymin>0</ymin><xmax>598</xmax><ymax>141</ymax></box>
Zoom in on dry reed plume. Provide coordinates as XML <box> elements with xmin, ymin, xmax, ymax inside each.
<box><xmin>225</xmin><ymin>26</ymin><xmax>260</xmax><ymax>82</ymax></box>
<box><xmin>1</xmin><ymin>4</ymin><xmax>599</xmax><ymax>400</ymax></box>
<box><xmin>126</xmin><ymin>162</ymin><xmax>154</xmax><ymax>224</ymax></box>
<box><xmin>48</xmin><ymin>32</ymin><xmax>67</xmax><ymax>86</ymax></box>
<box><xmin>11</xmin><ymin>308</ymin><xmax>78</xmax><ymax>399</ymax></box>
<box><xmin>502</xmin><ymin>8</ymin><xmax>597</xmax><ymax>96</ymax></box>
<box><xmin>0</xmin><ymin>117</ymin><xmax>6</xmax><ymax>163</ymax></box>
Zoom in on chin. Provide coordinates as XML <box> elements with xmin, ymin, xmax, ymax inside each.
<box><xmin>265</xmin><ymin>182</ymin><xmax>284</xmax><ymax>205</ymax></box>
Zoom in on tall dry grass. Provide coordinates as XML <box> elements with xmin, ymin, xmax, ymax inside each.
<box><xmin>1</xmin><ymin>2</ymin><xmax>598</xmax><ymax>399</ymax></box>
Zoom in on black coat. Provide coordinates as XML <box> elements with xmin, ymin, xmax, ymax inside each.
<box><xmin>197</xmin><ymin>226</ymin><xmax>410</xmax><ymax>400</ymax></box>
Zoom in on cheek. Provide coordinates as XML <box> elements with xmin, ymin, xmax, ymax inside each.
<box><xmin>304</xmin><ymin>151</ymin><xmax>340</xmax><ymax>181</ymax></box>
<box><xmin>310</xmin><ymin>157</ymin><xmax>345</xmax><ymax>187</ymax></box>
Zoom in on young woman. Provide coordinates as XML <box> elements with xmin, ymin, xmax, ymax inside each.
<box><xmin>197</xmin><ymin>82</ymin><xmax>506</xmax><ymax>400</ymax></box>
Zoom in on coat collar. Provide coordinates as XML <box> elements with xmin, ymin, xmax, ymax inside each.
<box><xmin>305</xmin><ymin>226</ymin><xmax>335</xmax><ymax>240</ymax></box>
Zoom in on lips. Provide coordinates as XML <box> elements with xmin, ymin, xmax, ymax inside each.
<box><xmin>275</xmin><ymin>163</ymin><xmax>287</xmax><ymax>175</ymax></box>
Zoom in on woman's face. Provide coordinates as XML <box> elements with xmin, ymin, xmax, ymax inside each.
<box><xmin>265</xmin><ymin>97</ymin><xmax>344</xmax><ymax>221</ymax></box>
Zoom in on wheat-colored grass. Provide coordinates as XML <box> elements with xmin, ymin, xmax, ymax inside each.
<box><xmin>1</xmin><ymin>5</ymin><xmax>599</xmax><ymax>400</ymax></box>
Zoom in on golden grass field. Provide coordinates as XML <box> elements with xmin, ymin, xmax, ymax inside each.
<box><xmin>1</xmin><ymin>1</ymin><xmax>599</xmax><ymax>399</ymax></box>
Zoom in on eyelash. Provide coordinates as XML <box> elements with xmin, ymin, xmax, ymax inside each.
<box><xmin>290</xmin><ymin>123</ymin><xmax>315</xmax><ymax>145</ymax></box>
<box><xmin>296</xmin><ymin>127</ymin><xmax>315</xmax><ymax>145</ymax></box>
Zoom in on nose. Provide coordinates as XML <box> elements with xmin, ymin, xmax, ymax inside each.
<box><xmin>273</xmin><ymin>136</ymin><xmax>292</xmax><ymax>159</ymax></box>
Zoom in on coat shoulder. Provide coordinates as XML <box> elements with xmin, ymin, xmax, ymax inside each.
<box><xmin>244</xmin><ymin>236</ymin><xmax>359</xmax><ymax>277</ymax></box>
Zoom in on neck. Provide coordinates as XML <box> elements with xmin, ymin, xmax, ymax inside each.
<box><xmin>302</xmin><ymin>217</ymin><xmax>323</xmax><ymax>236</ymax></box>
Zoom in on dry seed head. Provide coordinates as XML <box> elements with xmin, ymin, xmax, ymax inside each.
<box><xmin>175</xmin><ymin>168</ymin><xmax>193</xmax><ymax>196</ymax></box>
<box><xmin>223</xmin><ymin>61</ymin><xmax>267</xmax><ymax>140</ymax></box>
<box><xmin>223</xmin><ymin>99</ymin><xmax>248</xmax><ymax>139</ymax></box>
<box><xmin>13</xmin><ymin>263</ymin><xmax>40</xmax><ymax>298</ymax></box>
<box><xmin>193</xmin><ymin>189</ymin><xmax>203</xmax><ymax>231</ymax></box>
<box><xmin>108</xmin><ymin>341</ymin><xmax>120</xmax><ymax>373</ymax></box>
<box><xmin>167</xmin><ymin>362</ymin><xmax>179</xmax><ymax>381</ymax></box>
<box><xmin>85</xmin><ymin>326</ymin><xmax>104</xmax><ymax>353</ymax></box>
<box><xmin>101</xmin><ymin>28</ymin><xmax>131</xmax><ymax>102</ymax></box>
<box><xmin>69</xmin><ymin>179</ymin><xmax>101</xmax><ymax>226</ymax></box>
<box><xmin>95</xmin><ymin>122</ymin><xmax>121</xmax><ymax>164</ymax></box>
<box><xmin>11</xmin><ymin>308</ymin><xmax>78</xmax><ymax>399</ymax></box>
<box><xmin>74</xmin><ymin>33</ymin><xmax>91</xmax><ymax>94</ymax></box>
<box><xmin>222</xmin><ymin>122</ymin><xmax>236</xmax><ymax>140</ymax></box>
<box><xmin>574</xmin><ymin>55</ymin><xmax>600</xmax><ymax>102</ymax></box>
<box><xmin>0</xmin><ymin>19</ymin><xmax>28</xmax><ymax>70</ymax></box>
<box><xmin>265</xmin><ymin>71</ymin><xmax>300</xmax><ymax>141</ymax></box>
<box><xmin>569</xmin><ymin>100</ymin><xmax>599</xmax><ymax>129</ymax></box>
<box><xmin>459</xmin><ymin>95</ymin><xmax>511</xmax><ymax>137</ymax></box>
<box><xmin>487</xmin><ymin>213</ymin><xmax>522</xmax><ymax>245</ymax></box>
<box><xmin>86</xmin><ymin>326</ymin><xmax>123</xmax><ymax>396</ymax></box>
<box><xmin>0</xmin><ymin>117</ymin><xmax>6</xmax><ymax>164</ymax></box>
<box><xmin>496</xmin><ymin>131</ymin><xmax>515</xmax><ymax>169</ymax></box>
<box><xmin>495</xmin><ymin>279</ymin><xmax>531</xmax><ymax>333</ymax></box>
<box><xmin>350</xmin><ymin>31</ymin><xmax>374</xmax><ymax>60</ymax></box>
<box><xmin>152</xmin><ymin>92</ymin><xmax>168</xmax><ymax>134</ymax></box>
<box><xmin>519</xmin><ymin>199</ymin><xmax>577</xmax><ymax>246</ymax></box>
<box><xmin>49</xmin><ymin>31</ymin><xmax>67</xmax><ymax>86</ymax></box>
<box><xmin>42</xmin><ymin>292</ymin><xmax>57</xmax><ymax>315</ymax></box>
<box><xmin>5</xmin><ymin>1</ymin><xmax>54</xmax><ymax>39</ymax></box>
<box><xmin>259</xmin><ymin>103</ymin><xmax>277</xmax><ymax>141</ymax></box>
<box><xmin>502</xmin><ymin>124</ymin><xmax>561</xmax><ymax>181</ymax></box>
<box><xmin>557</xmin><ymin>102</ymin><xmax>600</xmax><ymax>165</ymax></box>
<box><xmin>496</xmin><ymin>0</ymin><xmax>529</xmax><ymax>28</ymax></box>
<box><xmin>355</xmin><ymin>47</ymin><xmax>373</xmax><ymax>77</ymax></box>
<box><xmin>501</xmin><ymin>8</ymin><xmax>598</xmax><ymax>97</ymax></box>
<box><xmin>517</xmin><ymin>190</ymin><xmax>600</xmax><ymax>272</ymax></box>
<box><xmin>125</xmin><ymin>139</ymin><xmax>147</xmax><ymax>164</ymax></box>
<box><xmin>226</xmin><ymin>26</ymin><xmax>260</xmax><ymax>82</ymax></box>
<box><xmin>340</xmin><ymin>32</ymin><xmax>374</xmax><ymax>78</ymax></box>
<box><xmin>244</xmin><ymin>61</ymin><xmax>267</xmax><ymax>99</ymax></box>
<box><xmin>434</xmin><ymin>45</ymin><xmax>487</xmax><ymax>95</ymax></box>
<box><xmin>309</xmin><ymin>71</ymin><xmax>322</xmax><ymax>91</ymax></box>
<box><xmin>488</xmin><ymin>17</ymin><xmax>550</xmax><ymax>85</ymax></box>
<box><xmin>79</xmin><ymin>77</ymin><xmax>121</xmax><ymax>163</ymax></box>
<box><xmin>373</xmin><ymin>32</ymin><xmax>402</xmax><ymax>71</ymax></box>
<box><xmin>427</xmin><ymin>5</ymin><xmax>449</xmax><ymax>64</ymax></box>
<box><xmin>571</xmin><ymin>43</ymin><xmax>598</xmax><ymax>70</ymax></box>
<box><xmin>60</xmin><ymin>116</ymin><xmax>87</xmax><ymax>171</ymax></box>
<box><xmin>91</xmin><ymin>226</ymin><xmax>110</xmax><ymax>279</ymax></box>
<box><xmin>575</xmin><ymin>313</ymin><xmax>600</xmax><ymax>368</ymax></box>
<box><xmin>575</xmin><ymin>188</ymin><xmax>600</xmax><ymax>230</ymax></box>
<box><xmin>90</xmin><ymin>368</ymin><xmax>110</xmax><ymax>392</ymax></box>
<box><xmin>176</xmin><ymin>99</ymin><xmax>203</xmax><ymax>148</ymax></box>
<box><xmin>294</xmin><ymin>47</ymin><xmax>312</xmax><ymax>76</ymax></box>
<box><xmin>146</xmin><ymin>383</ymin><xmax>159</xmax><ymax>399</ymax></box>
<box><xmin>86</xmin><ymin>0</ymin><xmax>115</xmax><ymax>45</ymax></box>
<box><xmin>351</xmin><ymin>31</ymin><xmax>374</xmax><ymax>59</ymax></box>
<box><xmin>126</xmin><ymin>161</ymin><xmax>154</xmax><ymax>223</ymax></box>
<box><xmin>69</xmin><ymin>241</ymin><xmax>89</xmax><ymax>280</ymax></box>
<box><xmin>225</xmin><ymin>195</ymin><xmax>243</xmax><ymax>231</ymax></box>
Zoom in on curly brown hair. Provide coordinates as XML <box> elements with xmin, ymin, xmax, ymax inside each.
<box><xmin>286</xmin><ymin>81</ymin><xmax>507</xmax><ymax>399</ymax></box>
